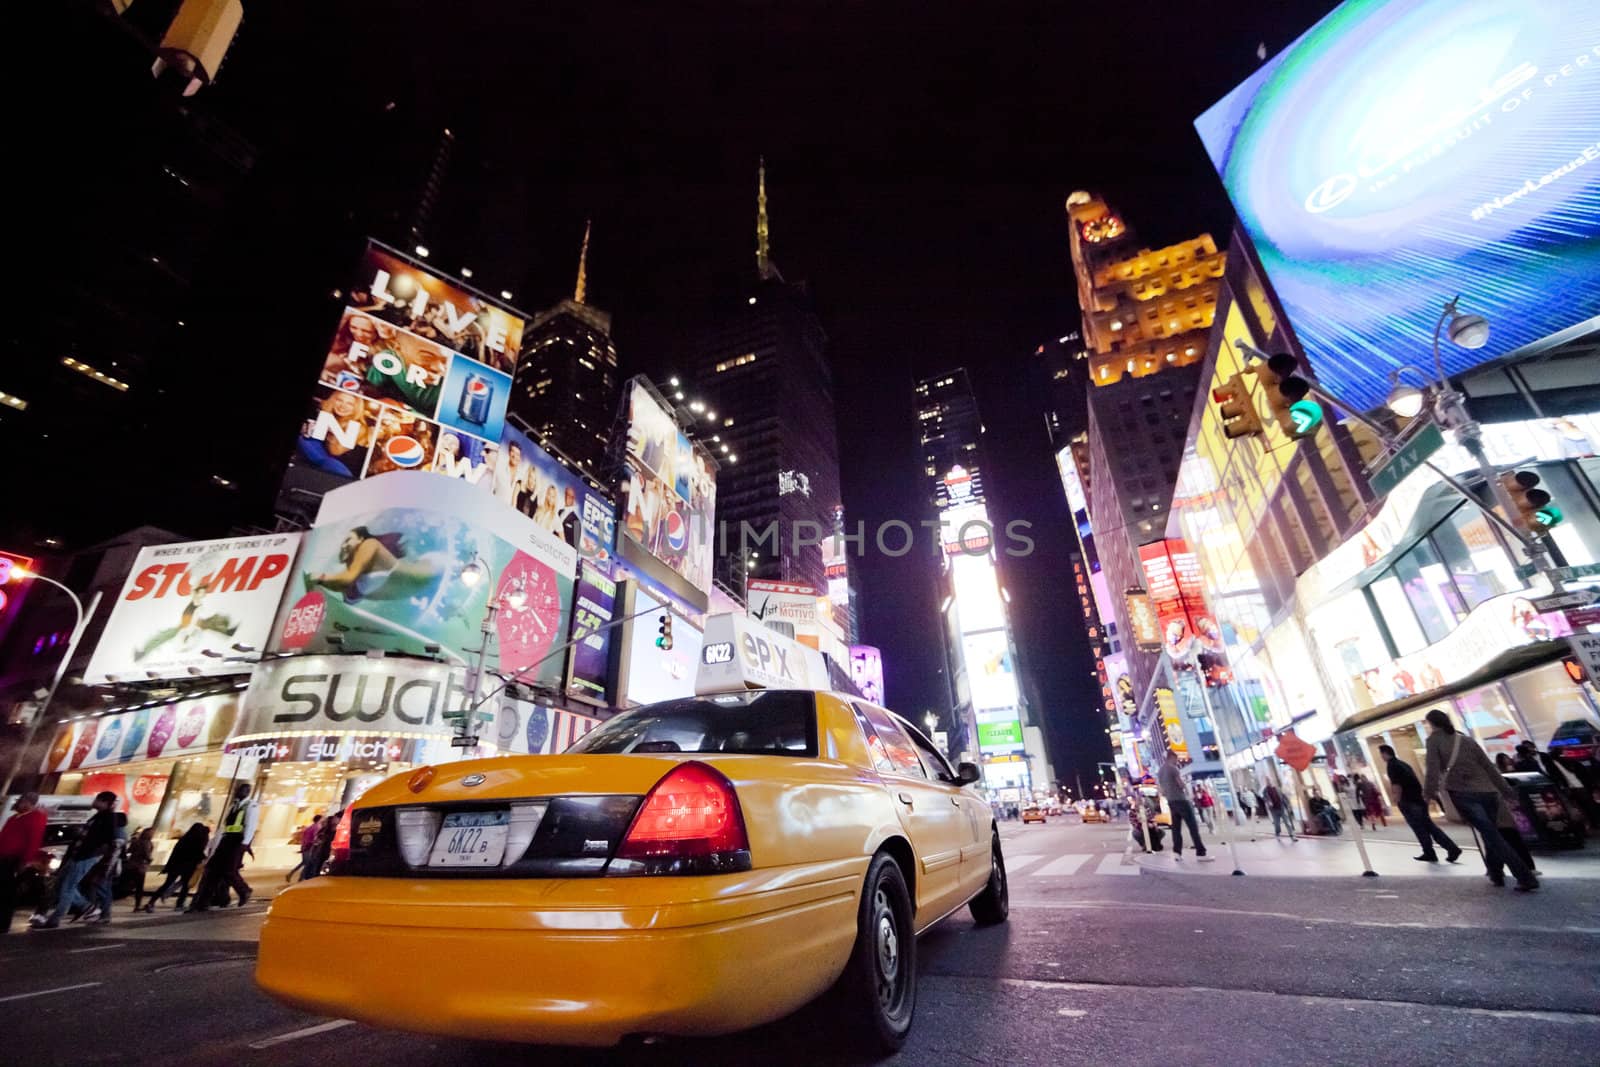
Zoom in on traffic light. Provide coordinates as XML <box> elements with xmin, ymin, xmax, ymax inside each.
<box><xmin>1256</xmin><ymin>353</ymin><xmax>1323</xmax><ymax>439</ymax></box>
<box><xmin>1499</xmin><ymin>469</ymin><xmax>1563</xmax><ymax>531</ymax></box>
<box><xmin>655</xmin><ymin>613</ymin><xmax>674</xmax><ymax>651</ymax></box>
<box><xmin>1563</xmin><ymin>657</ymin><xmax>1586</xmax><ymax>684</ymax></box>
<box><xmin>1211</xmin><ymin>372</ymin><xmax>1263</xmax><ymax>439</ymax></box>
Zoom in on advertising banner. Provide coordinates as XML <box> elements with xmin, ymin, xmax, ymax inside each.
<box><xmin>619</xmin><ymin>380</ymin><xmax>716</xmax><ymax>595</ymax></box>
<box><xmin>232</xmin><ymin>654</ymin><xmax>471</xmax><ymax>741</ymax></box>
<box><xmin>747</xmin><ymin>579</ymin><xmax>822</xmax><ymax>646</ymax></box>
<box><xmin>977</xmin><ymin>719</ymin><xmax>1024</xmax><ymax>752</ymax></box>
<box><xmin>1138</xmin><ymin>539</ymin><xmax>1221</xmax><ymax>660</ymax></box>
<box><xmin>1195</xmin><ymin>0</ymin><xmax>1600</xmax><ymax>412</ymax></box>
<box><xmin>1156</xmin><ymin>687</ymin><xmax>1190</xmax><ymax>761</ymax></box>
<box><xmin>849</xmin><ymin>644</ymin><xmax>885</xmax><ymax>704</ymax></box>
<box><xmin>695</xmin><ymin>612</ymin><xmax>829</xmax><ymax>696</ymax></box>
<box><xmin>939</xmin><ymin>502</ymin><xmax>992</xmax><ymax>556</ymax></box>
<box><xmin>564</xmin><ymin>560</ymin><xmax>617</xmax><ymax>706</ymax></box>
<box><xmin>499</xmin><ymin>424</ymin><xmax>618</xmax><ymax>563</ymax></box>
<box><xmin>84</xmin><ymin>534</ymin><xmax>303</xmax><ymax>684</ymax></box>
<box><xmin>950</xmin><ymin>554</ymin><xmax>1006</xmax><ymax>634</ymax></box>
<box><xmin>485</xmin><ymin>698</ymin><xmax>602</xmax><ymax>756</ymax></box>
<box><xmin>962</xmin><ymin>630</ymin><xmax>1019</xmax><ymax>711</ymax></box>
<box><xmin>353</xmin><ymin>244</ymin><xmax>525</xmax><ymax>374</ymax></box>
<box><xmin>40</xmin><ymin>695</ymin><xmax>242</xmax><ymax>774</ymax></box>
<box><xmin>270</xmin><ymin>473</ymin><xmax>576</xmax><ymax>689</ymax></box>
<box><xmin>620</xmin><ymin>586</ymin><xmax>704</xmax><ymax>707</ymax></box>
<box><xmin>1124</xmin><ymin>589</ymin><xmax>1163</xmax><ymax>652</ymax></box>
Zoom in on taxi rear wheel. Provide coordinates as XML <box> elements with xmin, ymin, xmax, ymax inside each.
<box><xmin>833</xmin><ymin>852</ymin><xmax>916</xmax><ymax>1052</ymax></box>
<box><xmin>968</xmin><ymin>834</ymin><xmax>1009</xmax><ymax>926</ymax></box>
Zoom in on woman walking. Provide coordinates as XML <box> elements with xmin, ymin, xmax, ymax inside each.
<box><xmin>142</xmin><ymin>823</ymin><xmax>209</xmax><ymax>911</ymax></box>
<box><xmin>1359</xmin><ymin>776</ymin><xmax>1388</xmax><ymax>828</ymax></box>
<box><xmin>1423</xmin><ymin>709</ymin><xmax>1538</xmax><ymax>891</ymax></box>
<box><xmin>124</xmin><ymin>827</ymin><xmax>155</xmax><ymax>912</ymax></box>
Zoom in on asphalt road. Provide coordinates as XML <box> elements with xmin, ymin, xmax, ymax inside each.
<box><xmin>3</xmin><ymin>818</ymin><xmax>1597</xmax><ymax>1067</ymax></box>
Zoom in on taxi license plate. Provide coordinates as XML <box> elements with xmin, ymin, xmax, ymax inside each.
<box><xmin>429</xmin><ymin>811</ymin><xmax>510</xmax><ymax>868</ymax></box>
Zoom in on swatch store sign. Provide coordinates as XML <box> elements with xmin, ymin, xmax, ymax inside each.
<box><xmin>232</xmin><ymin>655</ymin><xmax>470</xmax><ymax>744</ymax></box>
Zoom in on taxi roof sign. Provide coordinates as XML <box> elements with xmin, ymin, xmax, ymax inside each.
<box><xmin>696</xmin><ymin>613</ymin><xmax>829</xmax><ymax>696</ymax></box>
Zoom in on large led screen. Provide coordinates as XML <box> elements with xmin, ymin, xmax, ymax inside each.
<box><xmin>619</xmin><ymin>380</ymin><xmax>716</xmax><ymax>595</ymax></box>
<box><xmin>1195</xmin><ymin>0</ymin><xmax>1600</xmax><ymax>412</ymax></box>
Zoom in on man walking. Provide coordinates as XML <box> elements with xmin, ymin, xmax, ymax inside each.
<box><xmin>34</xmin><ymin>791</ymin><xmax>118</xmax><ymax>929</ymax></box>
<box><xmin>1</xmin><ymin>792</ymin><xmax>48</xmax><ymax>933</ymax></box>
<box><xmin>1158</xmin><ymin>758</ymin><xmax>1207</xmax><ymax>859</ymax></box>
<box><xmin>1262</xmin><ymin>781</ymin><xmax>1296</xmax><ymax>840</ymax></box>
<box><xmin>191</xmin><ymin>783</ymin><xmax>258</xmax><ymax>912</ymax></box>
<box><xmin>1381</xmin><ymin>743</ymin><xmax>1461</xmax><ymax>864</ymax></box>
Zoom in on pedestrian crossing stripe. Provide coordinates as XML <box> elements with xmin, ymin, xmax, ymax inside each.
<box><xmin>1000</xmin><ymin>852</ymin><xmax>1144</xmax><ymax>877</ymax></box>
<box><xmin>1031</xmin><ymin>854</ymin><xmax>1095</xmax><ymax>877</ymax></box>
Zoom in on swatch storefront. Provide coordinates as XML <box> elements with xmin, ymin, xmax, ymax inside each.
<box><xmin>227</xmin><ymin>654</ymin><xmax>599</xmax><ymax>867</ymax></box>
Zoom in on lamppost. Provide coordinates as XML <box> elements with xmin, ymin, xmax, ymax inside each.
<box><xmin>923</xmin><ymin>710</ymin><xmax>938</xmax><ymax>745</ymax></box>
<box><xmin>454</xmin><ymin>559</ymin><xmax>526</xmax><ymax>749</ymax></box>
<box><xmin>1383</xmin><ymin>297</ymin><xmax>1566</xmax><ymax>592</ymax></box>
<box><xmin>1</xmin><ymin>567</ymin><xmax>101</xmax><ymax>797</ymax></box>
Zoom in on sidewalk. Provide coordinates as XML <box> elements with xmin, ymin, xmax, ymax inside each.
<box><xmin>1134</xmin><ymin>820</ymin><xmax>1600</xmax><ymax>879</ymax></box>
<box><xmin>15</xmin><ymin>866</ymin><xmax>296</xmax><ymax>941</ymax></box>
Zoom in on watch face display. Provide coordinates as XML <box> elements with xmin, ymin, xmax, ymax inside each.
<box><xmin>496</xmin><ymin>550</ymin><xmax>565</xmax><ymax>687</ymax></box>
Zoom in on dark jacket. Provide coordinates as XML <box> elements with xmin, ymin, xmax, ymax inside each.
<box><xmin>165</xmin><ymin>826</ymin><xmax>210</xmax><ymax>873</ymax></box>
<box><xmin>66</xmin><ymin>810</ymin><xmax>117</xmax><ymax>863</ymax></box>
<box><xmin>1385</xmin><ymin>756</ymin><xmax>1425</xmax><ymax>805</ymax></box>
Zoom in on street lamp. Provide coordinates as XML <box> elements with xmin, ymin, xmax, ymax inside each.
<box><xmin>0</xmin><ymin>567</ymin><xmax>102</xmax><ymax>796</ymax></box>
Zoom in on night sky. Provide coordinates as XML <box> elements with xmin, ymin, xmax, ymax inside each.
<box><xmin>56</xmin><ymin>0</ymin><xmax>1341</xmax><ymax>784</ymax></box>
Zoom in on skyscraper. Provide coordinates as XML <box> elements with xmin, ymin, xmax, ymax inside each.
<box><xmin>1064</xmin><ymin>190</ymin><xmax>1225</xmax><ymax>771</ymax></box>
<box><xmin>680</xmin><ymin>161</ymin><xmax>843</xmax><ymax>597</ymax></box>
<box><xmin>506</xmin><ymin>222</ymin><xmax>621</xmax><ymax>484</ymax></box>
<box><xmin>917</xmin><ymin>369</ymin><xmax>1053</xmax><ymax>793</ymax></box>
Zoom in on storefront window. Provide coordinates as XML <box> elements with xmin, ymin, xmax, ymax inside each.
<box><xmin>1452</xmin><ymin>684</ymin><xmax>1522</xmax><ymax>764</ymax></box>
<box><xmin>1393</xmin><ymin>538</ymin><xmax>1465</xmax><ymax>643</ymax></box>
<box><xmin>1502</xmin><ymin>661</ymin><xmax>1600</xmax><ymax>750</ymax></box>
<box><xmin>1368</xmin><ymin>574</ymin><xmax>1428</xmax><ymax>656</ymax></box>
<box><xmin>1539</xmin><ymin>463</ymin><xmax>1600</xmax><ymax>568</ymax></box>
<box><xmin>1431</xmin><ymin>504</ymin><xmax>1519</xmax><ymax>610</ymax></box>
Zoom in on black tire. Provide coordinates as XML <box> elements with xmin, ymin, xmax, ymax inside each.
<box><xmin>968</xmin><ymin>833</ymin><xmax>1009</xmax><ymax>926</ymax></box>
<box><xmin>834</xmin><ymin>851</ymin><xmax>917</xmax><ymax>1054</ymax></box>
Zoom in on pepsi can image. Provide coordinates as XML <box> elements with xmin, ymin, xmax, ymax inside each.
<box><xmin>458</xmin><ymin>374</ymin><xmax>493</xmax><ymax>425</ymax></box>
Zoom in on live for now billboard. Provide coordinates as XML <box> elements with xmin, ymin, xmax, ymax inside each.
<box><xmin>1195</xmin><ymin>0</ymin><xmax>1600</xmax><ymax>412</ymax></box>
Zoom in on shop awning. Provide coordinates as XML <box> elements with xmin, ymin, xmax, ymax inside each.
<box><xmin>1332</xmin><ymin>640</ymin><xmax>1570</xmax><ymax>736</ymax></box>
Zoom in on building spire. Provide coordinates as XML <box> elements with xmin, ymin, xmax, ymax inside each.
<box><xmin>756</xmin><ymin>157</ymin><xmax>773</xmax><ymax>279</ymax></box>
<box><xmin>574</xmin><ymin>219</ymin><xmax>591</xmax><ymax>304</ymax></box>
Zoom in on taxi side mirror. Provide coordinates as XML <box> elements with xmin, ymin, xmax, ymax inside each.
<box><xmin>954</xmin><ymin>762</ymin><xmax>981</xmax><ymax>786</ymax></box>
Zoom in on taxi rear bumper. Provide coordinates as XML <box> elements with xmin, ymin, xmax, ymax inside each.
<box><xmin>255</xmin><ymin>862</ymin><xmax>864</xmax><ymax>1046</ymax></box>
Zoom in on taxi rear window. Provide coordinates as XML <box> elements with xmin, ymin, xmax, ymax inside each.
<box><xmin>568</xmin><ymin>691</ymin><xmax>818</xmax><ymax>757</ymax></box>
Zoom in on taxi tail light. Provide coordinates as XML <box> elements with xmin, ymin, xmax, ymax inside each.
<box><xmin>395</xmin><ymin>807</ymin><xmax>442</xmax><ymax>868</ymax></box>
<box><xmin>330</xmin><ymin>808</ymin><xmax>354</xmax><ymax>866</ymax></box>
<box><xmin>612</xmin><ymin>761</ymin><xmax>751</xmax><ymax>875</ymax></box>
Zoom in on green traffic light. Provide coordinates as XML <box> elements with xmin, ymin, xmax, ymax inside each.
<box><xmin>1288</xmin><ymin>398</ymin><xmax>1323</xmax><ymax>435</ymax></box>
<box><xmin>1535</xmin><ymin>504</ymin><xmax>1564</xmax><ymax>529</ymax></box>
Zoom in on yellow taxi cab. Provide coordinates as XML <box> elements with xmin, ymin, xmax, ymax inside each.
<box><xmin>1080</xmin><ymin>805</ymin><xmax>1106</xmax><ymax>823</ymax></box>
<box><xmin>1020</xmin><ymin>806</ymin><xmax>1046</xmax><ymax>824</ymax></box>
<box><xmin>257</xmin><ymin>617</ymin><xmax>1008</xmax><ymax>1052</ymax></box>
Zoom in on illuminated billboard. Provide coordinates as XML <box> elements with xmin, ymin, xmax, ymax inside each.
<box><xmin>618</xmin><ymin>585</ymin><xmax>703</xmax><ymax>707</ymax></box>
<box><xmin>353</xmin><ymin>244</ymin><xmax>525</xmax><ymax>375</ymax></box>
<box><xmin>270</xmin><ymin>472</ymin><xmax>576</xmax><ymax>690</ymax></box>
<box><xmin>1138</xmin><ymin>540</ymin><xmax>1221</xmax><ymax>660</ymax></box>
<box><xmin>962</xmin><ymin>630</ymin><xmax>1019</xmax><ymax>711</ymax></box>
<box><xmin>977</xmin><ymin>719</ymin><xmax>1024</xmax><ymax>752</ymax></box>
<box><xmin>498</xmin><ymin>425</ymin><xmax>617</xmax><ymax>564</ymax></box>
<box><xmin>1195</xmin><ymin>0</ymin><xmax>1600</xmax><ymax>412</ymax></box>
<box><xmin>939</xmin><ymin>502</ymin><xmax>992</xmax><ymax>555</ymax></box>
<box><xmin>84</xmin><ymin>535</ymin><xmax>302</xmax><ymax>684</ymax></box>
<box><xmin>564</xmin><ymin>560</ymin><xmax>617</xmax><ymax>706</ymax></box>
<box><xmin>849</xmin><ymin>644</ymin><xmax>884</xmax><ymax>704</ymax></box>
<box><xmin>950</xmin><ymin>554</ymin><xmax>1006</xmax><ymax>634</ymax></box>
<box><xmin>619</xmin><ymin>379</ymin><xmax>717</xmax><ymax>598</ymax></box>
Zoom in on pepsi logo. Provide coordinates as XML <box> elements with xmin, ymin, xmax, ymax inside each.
<box><xmin>467</xmin><ymin>379</ymin><xmax>490</xmax><ymax>396</ymax></box>
<box><xmin>385</xmin><ymin>435</ymin><xmax>427</xmax><ymax>467</ymax></box>
<box><xmin>665</xmin><ymin>510</ymin><xmax>687</xmax><ymax>553</ymax></box>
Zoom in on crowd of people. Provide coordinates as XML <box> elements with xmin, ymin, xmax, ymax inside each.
<box><xmin>2</xmin><ymin>782</ymin><xmax>344</xmax><ymax>935</ymax></box>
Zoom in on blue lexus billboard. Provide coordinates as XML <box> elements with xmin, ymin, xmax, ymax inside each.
<box><xmin>1196</xmin><ymin>0</ymin><xmax>1600</xmax><ymax>412</ymax></box>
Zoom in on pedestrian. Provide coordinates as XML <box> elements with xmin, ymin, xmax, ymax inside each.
<box><xmin>288</xmin><ymin>814</ymin><xmax>324</xmax><ymax>882</ymax></box>
<box><xmin>1423</xmin><ymin>708</ymin><xmax>1538</xmax><ymax>891</ymax></box>
<box><xmin>1</xmin><ymin>792</ymin><xmax>48</xmax><ymax>934</ymax></box>
<box><xmin>123</xmin><ymin>827</ymin><xmax>155</xmax><ymax>911</ymax></box>
<box><xmin>80</xmin><ymin>812</ymin><xmax>128</xmax><ymax>923</ymax></box>
<box><xmin>303</xmin><ymin>809</ymin><xmax>341</xmax><ymax>880</ymax></box>
<box><xmin>1262</xmin><ymin>782</ymin><xmax>1296</xmax><ymax>840</ymax></box>
<box><xmin>1512</xmin><ymin>743</ymin><xmax>1541</xmax><ymax>774</ymax></box>
<box><xmin>1157</xmin><ymin>758</ymin><xmax>1206</xmax><ymax>859</ymax></box>
<box><xmin>144</xmin><ymin>823</ymin><xmax>209</xmax><ymax>911</ymax></box>
<box><xmin>1350</xmin><ymin>777</ymin><xmax>1367</xmax><ymax>830</ymax></box>
<box><xmin>1359</xmin><ymin>775</ymin><xmax>1388</xmax><ymax>828</ymax></box>
<box><xmin>34</xmin><ymin>791</ymin><xmax>119</xmax><ymax>929</ymax></box>
<box><xmin>1237</xmin><ymin>786</ymin><xmax>1257</xmax><ymax>823</ymax></box>
<box><xmin>1127</xmin><ymin>792</ymin><xmax>1164</xmax><ymax>853</ymax></box>
<box><xmin>1379</xmin><ymin>743</ymin><xmax>1460</xmax><ymax>863</ymax></box>
<box><xmin>1307</xmin><ymin>789</ymin><xmax>1341</xmax><ymax>835</ymax></box>
<box><xmin>1194</xmin><ymin>784</ymin><xmax>1216</xmax><ymax>831</ymax></box>
<box><xmin>190</xmin><ymin>783</ymin><xmax>258</xmax><ymax>912</ymax></box>
<box><xmin>1495</xmin><ymin>753</ymin><xmax>1516</xmax><ymax>774</ymax></box>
